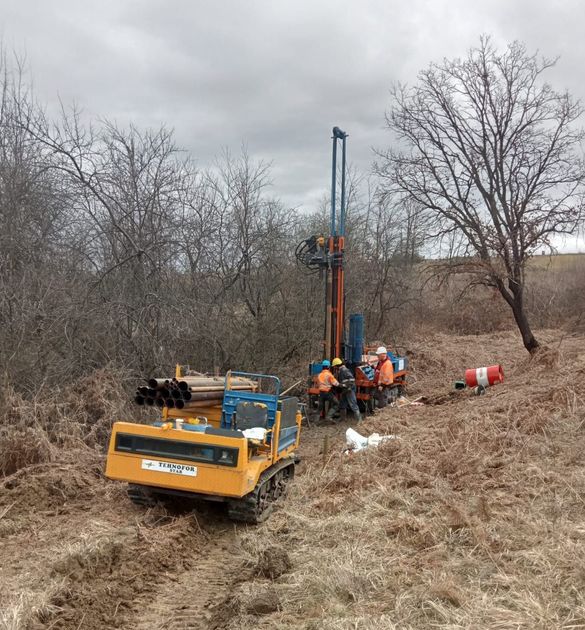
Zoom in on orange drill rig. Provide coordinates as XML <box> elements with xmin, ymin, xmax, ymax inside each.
<box><xmin>295</xmin><ymin>127</ymin><xmax>408</xmax><ymax>414</ymax></box>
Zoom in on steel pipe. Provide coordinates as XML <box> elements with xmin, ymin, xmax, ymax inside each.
<box><xmin>148</xmin><ymin>378</ymin><xmax>170</xmax><ymax>389</ymax></box>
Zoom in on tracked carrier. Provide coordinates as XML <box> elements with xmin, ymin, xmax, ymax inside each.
<box><xmin>105</xmin><ymin>371</ymin><xmax>301</xmax><ymax>523</ymax></box>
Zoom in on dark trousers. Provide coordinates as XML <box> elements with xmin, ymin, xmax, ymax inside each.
<box><xmin>375</xmin><ymin>387</ymin><xmax>390</xmax><ymax>408</ymax></box>
<box><xmin>319</xmin><ymin>391</ymin><xmax>338</xmax><ymax>417</ymax></box>
<box><xmin>339</xmin><ymin>386</ymin><xmax>360</xmax><ymax>415</ymax></box>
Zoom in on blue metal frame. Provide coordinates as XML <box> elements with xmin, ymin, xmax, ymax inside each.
<box><xmin>330</xmin><ymin>126</ymin><xmax>348</xmax><ymax>238</ymax></box>
<box><xmin>221</xmin><ymin>372</ymin><xmax>281</xmax><ymax>431</ymax></box>
<box><xmin>277</xmin><ymin>424</ymin><xmax>298</xmax><ymax>452</ymax></box>
<box><xmin>221</xmin><ymin>372</ymin><xmax>299</xmax><ymax>453</ymax></box>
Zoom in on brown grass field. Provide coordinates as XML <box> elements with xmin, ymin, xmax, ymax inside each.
<box><xmin>1</xmin><ymin>328</ymin><xmax>584</xmax><ymax>629</ymax></box>
<box><xmin>528</xmin><ymin>252</ymin><xmax>585</xmax><ymax>270</ymax></box>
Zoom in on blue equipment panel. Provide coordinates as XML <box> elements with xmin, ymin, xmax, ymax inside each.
<box><xmin>221</xmin><ymin>372</ymin><xmax>280</xmax><ymax>439</ymax></box>
<box><xmin>276</xmin><ymin>397</ymin><xmax>299</xmax><ymax>453</ymax></box>
<box><xmin>347</xmin><ymin>313</ymin><xmax>364</xmax><ymax>364</ymax></box>
<box><xmin>359</xmin><ymin>364</ymin><xmax>376</xmax><ymax>381</ymax></box>
<box><xmin>388</xmin><ymin>353</ymin><xmax>408</xmax><ymax>372</ymax></box>
<box><xmin>278</xmin><ymin>425</ymin><xmax>298</xmax><ymax>452</ymax></box>
<box><xmin>309</xmin><ymin>362</ymin><xmax>326</xmax><ymax>376</ymax></box>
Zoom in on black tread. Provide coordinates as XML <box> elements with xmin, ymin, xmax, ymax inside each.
<box><xmin>127</xmin><ymin>484</ymin><xmax>158</xmax><ymax>507</ymax></box>
<box><xmin>127</xmin><ymin>459</ymin><xmax>296</xmax><ymax>524</ymax></box>
<box><xmin>227</xmin><ymin>458</ymin><xmax>295</xmax><ymax>524</ymax></box>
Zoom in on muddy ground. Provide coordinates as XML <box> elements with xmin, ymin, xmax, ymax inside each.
<box><xmin>1</xmin><ymin>329</ymin><xmax>584</xmax><ymax>629</ymax></box>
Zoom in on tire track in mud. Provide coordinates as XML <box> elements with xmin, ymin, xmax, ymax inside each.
<box><xmin>120</xmin><ymin>424</ymin><xmax>330</xmax><ymax>630</ymax></box>
<box><xmin>131</xmin><ymin>422</ymin><xmax>343</xmax><ymax>629</ymax></box>
<box><xmin>125</xmin><ymin>526</ymin><xmax>246</xmax><ymax>630</ymax></box>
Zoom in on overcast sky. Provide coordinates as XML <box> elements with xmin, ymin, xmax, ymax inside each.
<box><xmin>2</xmin><ymin>0</ymin><xmax>585</xmax><ymax>249</ymax></box>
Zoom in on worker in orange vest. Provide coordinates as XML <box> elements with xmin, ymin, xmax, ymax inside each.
<box><xmin>373</xmin><ymin>346</ymin><xmax>394</xmax><ymax>408</ymax></box>
<box><xmin>317</xmin><ymin>360</ymin><xmax>340</xmax><ymax>420</ymax></box>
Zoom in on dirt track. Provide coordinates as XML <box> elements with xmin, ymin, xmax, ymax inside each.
<box><xmin>0</xmin><ymin>407</ymin><xmax>329</xmax><ymax>629</ymax></box>
<box><xmin>127</xmin><ymin>529</ymin><xmax>242</xmax><ymax>630</ymax></box>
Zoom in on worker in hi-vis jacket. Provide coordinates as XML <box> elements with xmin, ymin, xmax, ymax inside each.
<box><xmin>373</xmin><ymin>346</ymin><xmax>394</xmax><ymax>408</ymax></box>
<box><xmin>317</xmin><ymin>360</ymin><xmax>339</xmax><ymax>420</ymax></box>
<box><xmin>332</xmin><ymin>357</ymin><xmax>362</xmax><ymax>422</ymax></box>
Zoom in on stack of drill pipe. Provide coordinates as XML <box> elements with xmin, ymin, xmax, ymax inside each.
<box><xmin>134</xmin><ymin>375</ymin><xmax>256</xmax><ymax>409</ymax></box>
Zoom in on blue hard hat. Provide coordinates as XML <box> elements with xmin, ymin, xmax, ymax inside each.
<box><xmin>322</xmin><ymin>360</ymin><xmax>331</xmax><ymax>367</ymax></box>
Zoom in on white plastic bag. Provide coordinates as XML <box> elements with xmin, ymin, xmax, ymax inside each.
<box><xmin>242</xmin><ymin>427</ymin><xmax>267</xmax><ymax>441</ymax></box>
<box><xmin>345</xmin><ymin>428</ymin><xmax>399</xmax><ymax>453</ymax></box>
<box><xmin>345</xmin><ymin>427</ymin><xmax>369</xmax><ymax>452</ymax></box>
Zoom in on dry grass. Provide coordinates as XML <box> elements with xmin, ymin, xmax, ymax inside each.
<box><xmin>227</xmin><ymin>330</ymin><xmax>585</xmax><ymax>629</ymax></box>
<box><xmin>0</xmin><ymin>582</ymin><xmax>66</xmax><ymax>630</ymax></box>
<box><xmin>528</xmin><ymin>252</ymin><xmax>585</xmax><ymax>271</ymax></box>
<box><xmin>408</xmin><ymin>254</ymin><xmax>585</xmax><ymax>338</ymax></box>
<box><xmin>1</xmin><ymin>329</ymin><xmax>584</xmax><ymax>629</ymax></box>
<box><xmin>0</xmin><ymin>368</ymin><xmax>132</xmax><ymax>445</ymax></box>
<box><xmin>0</xmin><ymin>368</ymin><xmax>145</xmax><ymax>477</ymax></box>
<box><xmin>51</xmin><ymin>531</ymin><xmax>125</xmax><ymax>581</ymax></box>
<box><xmin>0</xmin><ymin>426</ymin><xmax>54</xmax><ymax>476</ymax></box>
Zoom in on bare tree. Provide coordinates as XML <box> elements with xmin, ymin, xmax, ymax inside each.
<box><xmin>0</xmin><ymin>52</ymin><xmax>80</xmax><ymax>387</ymax></box>
<box><xmin>198</xmin><ymin>150</ymin><xmax>301</xmax><ymax>372</ymax></box>
<box><xmin>376</xmin><ymin>37</ymin><xmax>585</xmax><ymax>352</ymax></box>
<box><xmin>341</xmin><ymin>175</ymin><xmax>422</xmax><ymax>340</ymax></box>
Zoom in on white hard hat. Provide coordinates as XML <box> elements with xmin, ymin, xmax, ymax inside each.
<box><xmin>376</xmin><ymin>346</ymin><xmax>387</xmax><ymax>355</ymax></box>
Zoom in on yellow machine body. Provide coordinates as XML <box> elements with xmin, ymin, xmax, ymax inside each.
<box><xmin>105</xmin><ymin>404</ymin><xmax>301</xmax><ymax>500</ymax></box>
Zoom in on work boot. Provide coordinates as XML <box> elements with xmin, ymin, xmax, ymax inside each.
<box><xmin>354</xmin><ymin>410</ymin><xmax>363</xmax><ymax>423</ymax></box>
<box><xmin>325</xmin><ymin>406</ymin><xmax>338</xmax><ymax>422</ymax></box>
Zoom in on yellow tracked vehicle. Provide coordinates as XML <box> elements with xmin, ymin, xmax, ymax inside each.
<box><xmin>105</xmin><ymin>370</ymin><xmax>301</xmax><ymax>523</ymax></box>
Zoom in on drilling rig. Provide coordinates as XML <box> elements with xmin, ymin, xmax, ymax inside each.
<box><xmin>296</xmin><ymin>127</ymin><xmax>408</xmax><ymax>414</ymax></box>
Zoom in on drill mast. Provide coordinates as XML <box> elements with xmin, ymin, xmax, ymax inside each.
<box><xmin>294</xmin><ymin>126</ymin><xmax>348</xmax><ymax>361</ymax></box>
<box><xmin>325</xmin><ymin>126</ymin><xmax>348</xmax><ymax>361</ymax></box>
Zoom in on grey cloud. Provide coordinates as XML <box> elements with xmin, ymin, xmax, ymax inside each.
<box><xmin>2</xmin><ymin>0</ymin><xmax>585</xmax><ymax>221</ymax></box>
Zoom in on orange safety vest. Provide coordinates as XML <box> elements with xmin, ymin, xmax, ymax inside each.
<box><xmin>317</xmin><ymin>368</ymin><xmax>339</xmax><ymax>392</ymax></box>
<box><xmin>375</xmin><ymin>357</ymin><xmax>394</xmax><ymax>386</ymax></box>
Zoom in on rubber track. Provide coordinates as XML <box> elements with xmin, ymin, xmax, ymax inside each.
<box><xmin>227</xmin><ymin>458</ymin><xmax>295</xmax><ymax>524</ymax></box>
<box><xmin>127</xmin><ymin>459</ymin><xmax>295</xmax><ymax>523</ymax></box>
<box><xmin>127</xmin><ymin>484</ymin><xmax>158</xmax><ymax>507</ymax></box>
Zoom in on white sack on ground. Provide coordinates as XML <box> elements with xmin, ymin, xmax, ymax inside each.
<box><xmin>345</xmin><ymin>427</ymin><xmax>399</xmax><ymax>453</ymax></box>
<box><xmin>346</xmin><ymin>427</ymin><xmax>369</xmax><ymax>451</ymax></box>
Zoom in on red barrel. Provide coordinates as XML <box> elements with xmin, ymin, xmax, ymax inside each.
<box><xmin>465</xmin><ymin>365</ymin><xmax>504</xmax><ymax>388</ymax></box>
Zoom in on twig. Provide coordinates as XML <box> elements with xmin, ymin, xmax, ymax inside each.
<box><xmin>0</xmin><ymin>502</ymin><xmax>15</xmax><ymax>520</ymax></box>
